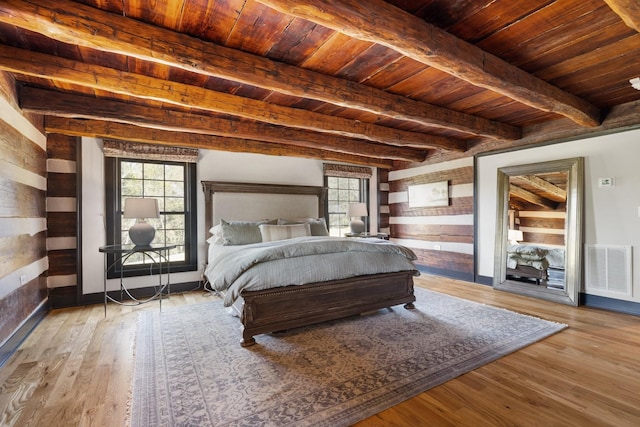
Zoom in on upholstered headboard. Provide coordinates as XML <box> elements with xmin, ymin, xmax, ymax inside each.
<box><xmin>201</xmin><ymin>181</ymin><xmax>328</xmax><ymax>240</ymax></box>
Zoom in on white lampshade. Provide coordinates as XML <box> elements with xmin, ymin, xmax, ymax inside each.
<box><xmin>347</xmin><ymin>202</ymin><xmax>367</xmax><ymax>234</ymax></box>
<box><xmin>347</xmin><ymin>202</ymin><xmax>368</xmax><ymax>218</ymax></box>
<box><xmin>508</xmin><ymin>229</ymin><xmax>523</xmax><ymax>244</ymax></box>
<box><xmin>123</xmin><ymin>198</ymin><xmax>159</xmax><ymax>219</ymax></box>
<box><xmin>123</xmin><ymin>198</ymin><xmax>160</xmax><ymax>246</ymax></box>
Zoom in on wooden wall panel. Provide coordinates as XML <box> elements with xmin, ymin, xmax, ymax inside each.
<box><xmin>379</xmin><ymin>215</ymin><xmax>389</xmax><ymax>229</ymax></box>
<box><xmin>392</xmin><ymin>196</ymin><xmax>474</xmax><ymax>217</ymax></box>
<box><xmin>518</xmin><ymin>211</ymin><xmax>566</xmax><ymax>247</ymax></box>
<box><xmin>391</xmin><ymin>223</ymin><xmax>474</xmax><ymax>243</ymax></box>
<box><xmin>377</xmin><ymin>168</ymin><xmax>390</xmax><ymax>234</ymax></box>
<box><xmin>522</xmin><ymin>232</ymin><xmax>565</xmax><ymax>246</ymax></box>
<box><xmin>46</xmin><ymin>134</ymin><xmax>78</xmax><ymax>308</ymax></box>
<box><xmin>46</xmin><ymin>173</ymin><xmax>76</xmax><ymax>197</ymax></box>
<box><xmin>47</xmin><ymin>133</ymin><xmax>78</xmax><ymax>160</ymax></box>
<box><xmin>0</xmin><ymin>275</ymin><xmax>47</xmax><ymax>345</ymax></box>
<box><xmin>0</xmin><ymin>71</ymin><xmax>18</xmax><ymax>110</ymax></box>
<box><xmin>0</xmin><ymin>120</ymin><xmax>46</xmax><ymax>176</ymax></box>
<box><xmin>47</xmin><ymin>249</ymin><xmax>78</xmax><ymax>276</ymax></box>
<box><xmin>46</xmin><ymin>212</ymin><xmax>77</xmax><ymax>237</ymax></box>
<box><xmin>389</xmin><ymin>158</ymin><xmax>474</xmax><ymax>278</ymax></box>
<box><xmin>378</xmin><ymin>190</ymin><xmax>388</xmax><ymax>206</ymax></box>
<box><xmin>0</xmin><ymin>177</ymin><xmax>45</xmax><ymax>218</ymax></box>
<box><xmin>0</xmin><ymin>80</ymin><xmax>48</xmax><ymax>348</ymax></box>
<box><xmin>411</xmin><ymin>248</ymin><xmax>474</xmax><ymax>274</ymax></box>
<box><xmin>0</xmin><ymin>232</ymin><xmax>47</xmax><ymax>278</ymax></box>
<box><xmin>519</xmin><ymin>216</ymin><xmax>565</xmax><ymax>230</ymax></box>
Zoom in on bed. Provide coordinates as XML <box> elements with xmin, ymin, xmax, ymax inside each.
<box><xmin>506</xmin><ymin>244</ymin><xmax>565</xmax><ymax>288</ymax></box>
<box><xmin>202</xmin><ymin>181</ymin><xmax>419</xmax><ymax>347</ymax></box>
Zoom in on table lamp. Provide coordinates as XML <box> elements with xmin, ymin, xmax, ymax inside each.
<box><xmin>507</xmin><ymin>229</ymin><xmax>523</xmax><ymax>245</ymax></box>
<box><xmin>347</xmin><ymin>202</ymin><xmax>368</xmax><ymax>234</ymax></box>
<box><xmin>123</xmin><ymin>198</ymin><xmax>159</xmax><ymax>246</ymax></box>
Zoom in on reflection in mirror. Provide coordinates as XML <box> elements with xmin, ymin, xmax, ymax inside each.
<box><xmin>507</xmin><ymin>171</ymin><xmax>567</xmax><ymax>290</ymax></box>
<box><xmin>493</xmin><ymin>158</ymin><xmax>583</xmax><ymax>306</ymax></box>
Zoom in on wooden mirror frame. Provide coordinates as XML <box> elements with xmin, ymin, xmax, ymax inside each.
<box><xmin>493</xmin><ymin>157</ymin><xmax>584</xmax><ymax>305</ymax></box>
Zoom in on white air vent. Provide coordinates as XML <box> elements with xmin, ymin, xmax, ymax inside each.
<box><xmin>585</xmin><ymin>244</ymin><xmax>632</xmax><ymax>297</ymax></box>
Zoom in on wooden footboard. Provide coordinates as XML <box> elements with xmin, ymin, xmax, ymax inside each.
<box><xmin>238</xmin><ymin>271</ymin><xmax>416</xmax><ymax>347</ymax></box>
<box><xmin>507</xmin><ymin>265</ymin><xmax>547</xmax><ymax>285</ymax></box>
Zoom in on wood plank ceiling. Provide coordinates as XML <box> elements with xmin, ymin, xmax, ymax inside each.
<box><xmin>0</xmin><ymin>0</ymin><xmax>639</xmax><ymax>168</ymax></box>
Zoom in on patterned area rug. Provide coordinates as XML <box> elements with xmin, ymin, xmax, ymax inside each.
<box><xmin>131</xmin><ymin>287</ymin><xmax>566</xmax><ymax>427</ymax></box>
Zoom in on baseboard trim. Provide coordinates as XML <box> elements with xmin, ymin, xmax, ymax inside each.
<box><xmin>475</xmin><ymin>275</ymin><xmax>494</xmax><ymax>286</ymax></box>
<box><xmin>0</xmin><ymin>299</ymin><xmax>49</xmax><ymax>368</ymax></box>
<box><xmin>416</xmin><ymin>265</ymin><xmax>474</xmax><ymax>283</ymax></box>
<box><xmin>473</xmin><ymin>276</ymin><xmax>639</xmax><ymax>316</ymax></box>
<box><xmin>580</xmin><ymin>293</ymin><xmax>640</xmax><ymax>316</ymax></box>
<box><xmin>77</xmin><ymin>280</ymin><xmax>204</xmax><ymax>306</ymax></box>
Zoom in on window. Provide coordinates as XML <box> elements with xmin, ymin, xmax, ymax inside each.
<box><xmin>105</xmin><ymin>157</ymin><xmax>197</xmax><ymax>277</ymax></box>
<box><xmin>325</xmin><ymin>176</ymin><xmax>369</xmax><ymax>237</ymax></box>
<box><xmin>323</xmin><ymin>163</ymin><xmax>373</xmax><ymax>237</ymax></box>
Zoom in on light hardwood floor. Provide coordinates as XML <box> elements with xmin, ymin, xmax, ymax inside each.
<box><xmin>1</xmin><ymin>275</ymin><xmax>639</xmax><ymax>426</ymax></box>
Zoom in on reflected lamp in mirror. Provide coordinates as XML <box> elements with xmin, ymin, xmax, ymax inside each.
<box><xmin>347</xmin><ymin>202</ymin><xmax>368</xmax><ymax>234</ymax></box>
<box><xmin>507</xmin><ymin>229</ymin><xmax>524</xmax><ymax>245</ymax></box>
<box><xmin>123</xmin><ymin>198</ymin><xmax>160</xmax><ymax>246</ymax></box>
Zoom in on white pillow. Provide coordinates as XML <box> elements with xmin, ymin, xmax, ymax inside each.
<box><xmin>207</xmin><ymin>224</ymin><xmax>224</xmax><ymax>245</ymax></box>
<box><xmin>259</xmin><ymin>223</ymin><xmax>311</xmax><ymax>242</ymax></box>
<box><xmin>277</xmin><ymin>217</ymin><xmax>329</xmax><ymax>236</ymax></box>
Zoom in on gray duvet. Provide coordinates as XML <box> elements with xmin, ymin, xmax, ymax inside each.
<box><xmin>204</xmin><ymin>236</ymin><xmax>419</xmax><ymax>306</ymax></box>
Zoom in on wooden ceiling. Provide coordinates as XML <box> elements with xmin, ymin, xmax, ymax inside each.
<box><xmin>509</xmin><ymin>172</ymin><xmax>567</xmax><ymax>211</ymax></box>
<box><xmin>1</xmin><ymin>0</ymin><xmax>639</xmax><ymax>168</ymax></box>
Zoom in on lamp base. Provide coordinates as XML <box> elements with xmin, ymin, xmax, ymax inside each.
<box><xmin>349</xmin><ymin>219</ymin><xmax>365</xmax><ymax>235</ymax></box>
<box><xmin>129</xmin><ymin>220</ymin><xmax>155</xmax><ymax>246</ymax></box>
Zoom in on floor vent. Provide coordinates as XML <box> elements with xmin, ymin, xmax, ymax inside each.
<box><xmin>585</xmin><ymin>244</ymin><xmax>632</xmax><ymax>297</ymax></box>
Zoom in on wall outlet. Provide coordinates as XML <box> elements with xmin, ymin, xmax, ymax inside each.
<box><xmin>434</xmin><ymin>244</ymin><xmax>441</xmax><ymax>250</ymax></box>
<box><xmin>19</xmin><ymin>275</ymin><xmax>26</xmax><ymax>285</ymax></box>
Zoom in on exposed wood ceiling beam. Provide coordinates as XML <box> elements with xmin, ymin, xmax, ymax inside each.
<box><xmin>507</xmin><ymin>198</ymin><xmax>529</xmax><ymax>212</ymax></box>
<box><xmin>459</xmin><ymin>100</ymin><xmax>640</xmax><ymax>159</ymax></box>
<box><xmin>515</xmin><ymin>175</ymin><xmax>566</xmax><ymax>202</ymax></box>
<box><xmin>509</xmin><ymin>184</ymin><xmax>557</xmax><ymax>210</ymax></box>
<box><xmin>604</xmin><ymin>0</ymin><xmax>640</xmax><ymax>32</ymax></box>
<box><xmin>44</xmin><ymin>117</ymin><xmax>394</xmax><ymax>168</ymax></box>
<box><xmin>0</xmin><ymin>45</ymin><xmax>464</xmax><ymax>152</ymax></box>
<box><xmin>21</xmin><ymin>87</ymin><xmax>426</xmax><ymax>163</ymax></box>
<box><xmin>0</xmin><ymin>0</ymin><xmax>520</xmax><ymax>141</ymax></box>
<box><xmin>257</xmin><ymin>0</ymin><xmax>601</xmax><ymax>128</ymax></box>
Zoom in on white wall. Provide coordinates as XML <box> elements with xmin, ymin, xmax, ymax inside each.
<box><xmin>82</xmin><ymin>140</ymin><xmax>378</xmax><ymax>293</ymax></box>
<box><xmin>81</xmin><ymin>138</ymin><xmax>107</xmax><ymax>294</ymax></box>
<box><xmin>477</xmin><ymin>128</ymin><xmax>640</xmax><ymax>302</ymax></box>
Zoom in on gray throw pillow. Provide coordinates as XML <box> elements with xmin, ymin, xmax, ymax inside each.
<box><xmin>220</xmin><ymin>219</ymin><xmax>276</xmax><ymax>245</ymax></box>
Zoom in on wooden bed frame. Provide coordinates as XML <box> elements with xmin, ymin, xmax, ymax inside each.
<box><xmin>507</xmin><ymin>266</ymin><xmax>548</xmax><ymax>285</ymax></box>
<box><xmin>202</xmin><ymin>181</ymin><xmax>416</xmax><ymax>347</ymax></box>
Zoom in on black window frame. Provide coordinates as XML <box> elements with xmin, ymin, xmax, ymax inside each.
<box><xmin>324</xmin><ymin>175</ymin><xmax>370</xmax><ymax>236</ymax></box>
<box><xmin>105</xmin><ymin>157</ymin><xmax>198</xmax><ymax>278</ymax></box>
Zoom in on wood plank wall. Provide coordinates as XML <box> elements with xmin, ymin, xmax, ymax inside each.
<box><xmin>377</xmin><ymin>169</ymin><xmax>390</xmax><ymax>235</ymax></box>
<box><xmin>0</xmin><ymin>73</ymin><xmax>48</xmax><ymax>347</ymax></box>
<box><xmin>388</xmin><ymin>157</ymin><xmax>474</xmax><ymax>280</ymax></box>
<box><xmin>517</xmin><ymin>209</ymin><xmax>566</xmax><ymax>247</ymax></box>
<box><xmin>47</xmin><ymin>134</ymin><xmax>79</xmax><ymax>307</ymax></box>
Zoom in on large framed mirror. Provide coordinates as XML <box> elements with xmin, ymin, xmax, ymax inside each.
<box><xmin>493</xmin><ymin>157</ymin><xmax>583</xmax><ymax>305</ymax></box>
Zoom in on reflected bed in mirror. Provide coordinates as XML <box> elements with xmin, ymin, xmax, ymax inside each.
<box><xmin>493</xmin><ymin>157</ymin><xmax>583</xmax><ymax>305</ymax></box>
